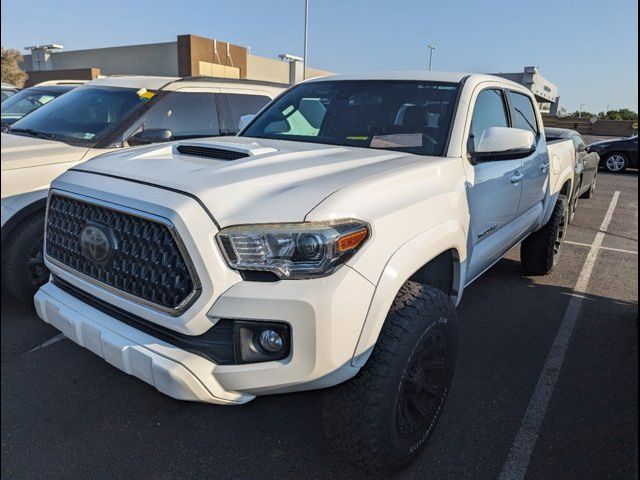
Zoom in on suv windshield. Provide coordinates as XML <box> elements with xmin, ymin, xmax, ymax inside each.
<box><xmin>241</xmin><ymin>80</ymin><xmax>460</xmax><ymax>156</ymax></box>
<box><xmin>9</xmin><ymin>86</ymin><xmax>151</xmax><ymax>147</ymax></box>
<box><xmin>1</xmin><ymin>88</ymin><xmax>69</xmax><ymax>125</ymax></box>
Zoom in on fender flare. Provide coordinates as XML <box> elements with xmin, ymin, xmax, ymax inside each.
<box><xmin>350</xmin><ymin>219</ymin><xmax>466</xmax><ymax>367</ymax></box>
<box><xmin>1</xmin><ymin>196</ymin><xmax>47</xmax><ymax>244</ymax></box>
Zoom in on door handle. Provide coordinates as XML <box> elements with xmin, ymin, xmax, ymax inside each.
<box><xmin>540</xmin><ymin>162</ymin><xmax>550</xmax><ymax>172</ymax></box>
<box><xmin>510</xmin><ymin>171</ymin><xmax>524</xmax><ymax>183</ymax></box>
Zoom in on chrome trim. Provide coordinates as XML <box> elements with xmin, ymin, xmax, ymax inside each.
<box><xmin>44</xmin><ymin>189</ymin><xmax>202</xmax><ymax>317</ymax></box>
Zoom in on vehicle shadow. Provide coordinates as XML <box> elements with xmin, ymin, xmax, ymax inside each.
<box><xmin>1</xmin><ymin>256</ymin><xmax>637</xmax><ymax>480</ymax></box>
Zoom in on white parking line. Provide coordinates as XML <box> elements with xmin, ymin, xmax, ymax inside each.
<box><xmin>565</xmin><ymin>240</ymin><xmax>637</xmax><ymax>255</ymax></box>
<box><xmin>28</xmin><ymin>333</ymin><xmax>67</xmax><ymax>353</ymax></box>
<box><xmin>498</xmin><ymin>191</ymin><xmax>621</xmax><ymax>480</ymax></box>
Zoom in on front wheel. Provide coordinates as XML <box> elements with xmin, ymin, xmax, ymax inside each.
<box><xmin>1</xmin><ymin>214</ymin><xmax>49</xmax><ymax>305</ymax></box>
<box><xmin>603</xmin><ymin>153</ymin><xmax>627</xmax><ymax>173</ymax></box>
<box><xmin>521</xmin><ymin>194</ymin><xmax>568</xmax><ymax>275</ymax></box>
<box><xmin>323</xmin><ymin>281</ymin><xmax>458</xmax><ymax>474</ymax></box>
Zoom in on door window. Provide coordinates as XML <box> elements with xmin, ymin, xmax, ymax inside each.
<box><xmin>128</xmin><ymin>91</ymin><xmax>221</xmax><ymax>140</ymax></box>
<box><xmin>572</xmin><ymin>134</ymin><xmax>586</xmax><ymax>151</ymax></box>
<box><xmin>509</xmin><ymin>91</ymin><xmax>539</xmax><ymax>136</ymax></box>
<box><xmin>470</xmin><ymin>89</ymin><xmax>509</xmax><ymax>151</ymax></box>
<box><xmin>222</xmin><ymin>93</ymin><xmax>272</xmax><ymax>134</ymax></box>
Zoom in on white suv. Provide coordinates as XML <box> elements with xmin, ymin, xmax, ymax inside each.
<box><xmin>1</xmin><ymin>76</ymin><xmax>284</xmax><ymax>302</ymax></box>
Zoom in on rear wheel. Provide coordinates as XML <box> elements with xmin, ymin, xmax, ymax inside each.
<box><xmin>603</xmin><ymin>153</ymin><xmax>627</xmax><ymax>173</ymax></box>
<box><xmin>1</xmin><ymin>214</ymin><xmax>49</xmax><ymax>305</ymax></box>
<box><xmin>323</xmin><ymin>281</ymin><xmax>458</xmax><ymax>474</ymax></box>
<box><xmin>521</xmin><ymin>194</ymin><xmax>568</xmax><ymax>275</ymax></box>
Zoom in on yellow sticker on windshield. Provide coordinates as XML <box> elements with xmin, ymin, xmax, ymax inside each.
<box><xmin>346</xmin><ymin>136</ymin><xmax>369</xmax><ymax>140</ymax></box>
<box><xmin>136</xmin><ymin>88</ymin><xmax>155</xmax><ymax>100</ymax></box>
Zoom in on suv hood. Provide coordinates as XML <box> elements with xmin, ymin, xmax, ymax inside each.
<box><xmin>73</xmin><ymin>136</ymin><xmax>425</xmax><ymax>226</ymax></box>
<box><xmin>1</xmin><ymin>132</ymin><xmax>90</xmax><ymax>170</ymax></box>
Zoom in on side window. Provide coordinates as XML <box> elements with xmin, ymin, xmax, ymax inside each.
<box><xmin>470</xmin><ymin>89</ymin><xmax>509</xmax><ymax>151</ymax></box>
<box><xmin>509</xmin><ymin>91</ymin><xmax>539</xmax><ymax>136</ymax></box>
<box><xmin>572</xmin><ymin>135</ymin><xmax>586</xmax><ymax>151</ymax></box>
<box><xmin>222</xmin><ymin>93</ymin><xmax>272</xmax><ymax>134</ymax></box>
<box><xmin>128</xmin><ymin>92</ymin><xmax>220</xmax><ymax>140</ymax></box>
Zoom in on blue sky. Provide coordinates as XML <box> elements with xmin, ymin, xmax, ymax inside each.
<box><xmin>1</xmin><ymin>0</ymin><xmax>637</xmax><ymax>113</ymax></box>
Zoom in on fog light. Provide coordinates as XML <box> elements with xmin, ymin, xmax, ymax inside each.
<box><xmin>233</xmin><ymin>321</ymin><xmax>291</xmax><ymax>364</ymax></box>
<box><xmin>259</xmin><ymin>329</ymin><xmax>284</xmax><ymax>352</ymax></box>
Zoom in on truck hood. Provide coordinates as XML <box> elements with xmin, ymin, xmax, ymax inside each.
<box><xmin>1</xmin><ymin>132</ymin><xmax>90</xmax><ymax>170</ymax></box>
<box><xmin>74</xmin><ymin>136</ymin><xmax>425</xmax><ymax>226</ymax></box>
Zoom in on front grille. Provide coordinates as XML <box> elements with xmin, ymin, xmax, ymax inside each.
<box><xmin>176</xmin><ymin>144</ymin><xmax>249</xmax><ymax>160</ymax></box>
<box><xmin>45</xmin><ymin>193</ymin><xmax>199</xmax><ymax>313</ymax></box>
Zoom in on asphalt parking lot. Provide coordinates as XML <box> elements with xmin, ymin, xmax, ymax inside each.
<box><xmin>1</xmin><ymin>172</ymin><xmax>637</xmax><ymax>480</ymax></box>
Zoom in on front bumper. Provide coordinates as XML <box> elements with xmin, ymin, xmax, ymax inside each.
<box><xmin>35</xmin><ymin>264</ymin><xmax>374</xmax><ymax>403</ymax></box>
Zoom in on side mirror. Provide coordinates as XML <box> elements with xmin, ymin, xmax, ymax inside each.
<box><xmin>238</xmin><ymin>114</ymin><xmax>255</xmax><ymax>131</ymax></box>
<box><xmin>473</xmin><ymin>127</ymin><xmax>536</xmax><ymax>160</ymax></box>
<box><xmin>128</xmin><ymin>128</ymin><xmax>173</xmax><ymax>146</ymax></box>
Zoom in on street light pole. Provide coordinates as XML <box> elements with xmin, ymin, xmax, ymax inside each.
<box><xmin>427</xmin><ymin>44</ymin><xmax>437</xmax><ymax>71</ymax></box>
<box><xmin>303</xmin><ymin>0</ymin><xmax>309</xmax><ymax>80</ymax></box>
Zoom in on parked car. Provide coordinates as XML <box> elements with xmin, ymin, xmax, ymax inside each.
<box><xmin>1</xmin><ymin>82</ymin><xmax>85</xmax><ymax>127</ymax></box>
<box><xmin>1</xmin><ymin>75</ymin><xmax>284</xmax><ymax>303</ymax></box>
<box><xmin>1</xmin><ymin>82</ymin><xmax>19</xmax><ymax>102</ymax></box>
<box><xmin>545</xmin><ymin>127</ymin><xmax>599</xmax><ymax>221</ymax></box>
<box><xmin>33</xmin><ymin>72</ymin><xmax>575</xmax><ymax>474</ymax></box>
<box><xmin>588</xmin><ymin>135</ymin><xmax>638</xmax><ymax>173</ymax></box>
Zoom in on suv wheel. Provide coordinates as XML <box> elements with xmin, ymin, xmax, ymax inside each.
<box><xmin>323</xmin><ymin>281</ymin><xmax>458</xmax><ymax>474</ymax></box>
<box><xmin>521</xmin><ymin>194</ymin><xmax>568</xmax><ymax>275</ymax></box>
<box><xmin>1</xmin><ymin>214</ymin><xmax>49</xmax><ymax>305</ymax></box>
<box><xmin>604</xmin><ymin>153</ymin><xmax>627</xmax><ymax>173</ymax></box>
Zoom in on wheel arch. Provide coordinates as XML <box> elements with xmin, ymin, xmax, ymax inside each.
<box><xmin>350</xmin><ymin>220</ymin><xmax>466</xmax><ymax>368</ymax></box>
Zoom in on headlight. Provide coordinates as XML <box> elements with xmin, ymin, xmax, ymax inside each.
<box><xmin>217</xmin><ymin>220</ymin><xmax>370</xmax><ymax>279</ymax></box>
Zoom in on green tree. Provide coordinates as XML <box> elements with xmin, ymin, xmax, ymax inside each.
<box><xmin>1</xmin><ymin>47</ymin><xmax>27</xmax><ymax>87</ymax></box>
<box><xmin>569</xmin><ymin>110</ymin><xmax>596</xmax><ymax>118</ymax></box>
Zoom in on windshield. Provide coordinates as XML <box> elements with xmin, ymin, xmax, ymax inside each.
<box><xmin>1</xmin><ymin>88</ymin><xmax>66</xmax><ymax>125</ymax></box>
<box><xmin>242</xmin><ymin>80</ymin><xmax>460</xmax><ymax>156</ymax></box>
<box><xmin>9</xmin><ymin>86</ymin><xmax>151</xmax><ymax>146</ymax></box>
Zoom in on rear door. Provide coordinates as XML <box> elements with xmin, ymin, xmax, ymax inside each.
<box><xmin>465</xmin><ymin>88</ymin><xmax>524</xmax><ymax>282</ymax></box>
<box><xmin>507</xmin><ymin>90</ymin><xmax>548</xmax><ymax>215</ymax></box>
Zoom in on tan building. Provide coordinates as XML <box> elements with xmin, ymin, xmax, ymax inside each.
<box><xmin>20</xmin><ymin>34</ymin><xmax>331</xmax><ymax>86</ymax></box>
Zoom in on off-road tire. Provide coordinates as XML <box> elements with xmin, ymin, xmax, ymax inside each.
<box><xmin>521</xmin><ymin>194</ymin><xmax>568</xmax><ymax>275</ymax></box>
<box><xmin>1</xmin><ymin>214</ymin><xmax>48</xmax><ymax>305</ymax></box>
<box><xmin>323</xmin><ymin>281</ymin><xmax>458</xmax><ymax>475</ymax></box>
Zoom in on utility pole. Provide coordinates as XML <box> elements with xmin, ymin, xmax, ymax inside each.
<box><xmin>303</xmin><ymin>0</ymin><xmax>309</xmax><ymax>80</ymax></box>
<box><xmin>427</xmin><ymin>44</ymin><xmax>437</xmax><ymax>71</ymax></box>
<box><xmin>579</xmin><ymin>104</ymin><xmax>586</xmax><ymax>118</ymax></box>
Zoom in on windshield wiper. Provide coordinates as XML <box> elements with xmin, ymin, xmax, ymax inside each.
<box><xmin>9</xmin><ymin>128</ymin><xmax>57</xmax><ymax>140</ymax></box>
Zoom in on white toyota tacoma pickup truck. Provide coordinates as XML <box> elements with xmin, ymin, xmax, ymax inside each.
<box><xmin>34</xmin><ymin>72</ymin><xmax>574</xmax><ymax>473</ymax></box>
<box><xmin>1</xmin><ymin>76</ymin><xmax>283</xmax><ymax>303</ymax></box>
